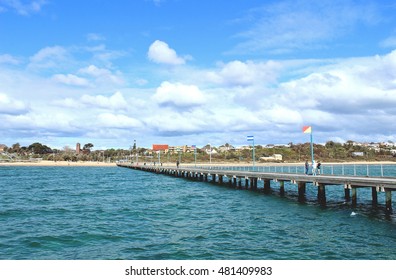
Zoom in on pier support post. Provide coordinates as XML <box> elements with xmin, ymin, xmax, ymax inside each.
<box><xmin>219</xmin><ymin>175</ymin><xmax>223</xmax><ymax>184</ymax></box>
<box><xmin>385</xmin><ymin>189</ymin><xmax>392</xmax><ymax>212</ymax></box>
<box><xmin>250</xmin><ymin>178</ymin><xmax>256</xmax><ymax>190</ymax></box>
<box><xmin>228</xmin><ymin>177</ymin><xmax>233</xmax><ymax>187</ymax></box>
<box><xmin>238</xmin><ymin>178</ymin><xmax>242</xmax><ymax>188</ymax></box>
<box><xmin>352</xmin><ymin>187</ymin><xmax>357</xmax><ymax>207</ymax></box>
<box><xmin>279</xmin><ymin>181</ymin><xmax>285</xmax><ymax>196</ymax></box>
<box><xmin>245</xmin><ymin>178</ymin><xmax>249</xmax><ymax>189</ymax></box>
<box><xmin>252</xmin><ymin>178</ymin><xmax>258</xmax><ymax>190</ymax></box>
<box><xmin>204</xmin><ymin>174</ymin><xmax>208</xmax><ymax>182</ymax></box>
<box><xmin>298</xmin><ymin>182</ymin><xmax>306</xmax><ymax>202</ymax></box>
<box><xmin>318</xmin><ymin>183</ymin><xmax>326</xmax><ymax>206</ymax></box>
<box><xmin>212</xmin><ymin>174</ymin><xmax>216</xmax><ymax>183</ymax></box>
<box><xmin>344</xmin><ymin>185</ymin><xmax>351</xmax><ymax>202</ymax></box>
<box><xmin>264</xmin><ymin>179</ymin><xmax>271</xmax><ymax>194</ymax></box>
<box><xmin>372</xmin><ymin>187</ymin><xmax>378</xmax><ymax>207</ymax></box>
<box><xmin>233</xmin><ymin>177</ymin><xmax>237</xmax><ymax>187</ymax></box>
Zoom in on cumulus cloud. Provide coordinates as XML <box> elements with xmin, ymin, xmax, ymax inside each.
<box><xmin>0</xmin><ymin>93</ymin><xmax>28</xmax><ymax>115</ymax></box>
<box><xmin>147</xmin><ymin>40</ymin><xmax>187</xmax><ymax>65</ymax></box>
<box><xmin>0</xmin><ymin>110</ymin><xmax>80</xmax><ymax>138</ymax></box>
<box><xmin>52</xmin><ymin>74</ymin><xmax>90</xmax><ymax>87</ymax></box>
<box><xmin>29</xmin><ymin>46</ymin><xmax>69</xmax><ymax>69</ymax></box>
<box><xmin>78</xmin><ymin>65</ymin><xmax>124</xmax><ymax>85</ymax></box>
<box><xmin>207</xmin><ymin>60</ymin><xmax>281</xmax><ymax>86</ymax></box>
<box><xmin>97</xmin><ymin>113</ymin><xmax>142</xmax><ymax>129</ymax></box>
<box><xmin>380</xmin><ymin>36</ymin><xmax>396</xmax><ymax>48</ymax></box>
<box><xmin>80</xmin><ymin>91</ymin><xmax>129</xmax><ymax>110</ymax></box>
<box><xmin>0</xmin><ymin>54</ymin><xmax>20</xmax><ymax>65</ymax></box>
<box><xmin>152</xmin><ymin>81</ymin><xmax>206</xmax><ymax>108</ymax></box>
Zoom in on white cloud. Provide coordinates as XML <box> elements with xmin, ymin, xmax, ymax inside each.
<box><xmin>29</xmin><ymin>46</ymin><xmax>69</xmax><ymax>69</ymax></box>
<box><xmin>1</xmin><ymin>111</ymin><xmax>79</xmax><ymax>137</ymax></box>
<box><xmin>97</xmin><ymin>113</ymin><xmax>142</xmax><ymax>129</ymax></box>
<box><xmin>147</xmin><ymin>40</ymin><xmax>187</xmax><ymax>65</ymax></box>
<box><xmin>232</xmin><ymin>0</ymin><xmax>380</xmax><ymax>54</ymax></box>
<box><xmin>380</xmin><ymin>36</ymin><xmax>396</xmax><ymax>48</ymax></box>
<box><xmin>0</xmin><ymin>93</ymin><xmax>28</xmax><ymax>115</ymax></box>
<box><xmin>87</xmin><ymin>33</ymin><xmax>106</xmax><ymax>41</ymax></box>
<box><xmin>3</xmin><ymin>37</ymin><xmax>396</xmax><ymax>147</ymax></box>
<box><xmin>52</xmin><ymin>74</ymin><xmax>90</xmax><ymax>87</ymax></box>
<box><xmin>0</xmin><ymin>54</ymin><xmax>20</xmax><ymax>64</ymax></box>
<box><xmin>0</xmin><ymin>0</ymin><xmax>47</xmax><ymax>15</ymax></box>
<box><xmin>78</xmin><ymin>65</ymin><xmax>124</xmax><ymax>85</ymax></box>
<box><xmin>80</xmin><ymin>91</ymin><xmax>129</xmax><ymax>110</ymax></box>
<box><xmin>152</xmin><ymin>81</ymin><xmax>206</xmax><ymax>107</ymax></box>
<box><xmin>207</xmin><ymin>60</ymin><xmax>281</xmax><ymax>86</ymax></box>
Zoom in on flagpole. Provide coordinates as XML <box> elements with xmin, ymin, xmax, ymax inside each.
<box><xmin>253</xmin><ymin>138</ymin><xmax>255</xmax><ymax>167</ymax></box>
<box><xmin>247</xmin><ymin>135</ymin><xmax>255</xmax><ymax>167</ymax></box>
<box><xmin>310</xmin><ymin>132</ymin><xmax>314</xmax><ymax>164</ymax></box>
<box><xmin>194</xmin><ymin>146</ymin><xmax>196</xmax><ymax>167</ymax></box>
<box><xmin>302</xmin><ymin>126</ymin><xmax>314</xmax><ymax>164</ymax></box>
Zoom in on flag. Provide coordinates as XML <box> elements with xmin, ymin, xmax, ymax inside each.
<box><xmin>192</xmin><ymin>145</ymin><xmax>196</xmax><ymax>149</ymax></box>
<box><xmin>247</xmin><ymin>135</ymin><xmax>254</xmax><ymax>141</ymax></box>
<box><xmin>302</xmin><ymin>126</ymin><xmax>312</xmax><ymax>134</ymax></box>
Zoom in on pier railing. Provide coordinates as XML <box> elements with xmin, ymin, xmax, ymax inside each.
<box><xmin>117</xmin><ymin>162</ymin><xmax>396</xmax><ymax>212</ymax></box>
<box><xmin>153</xmin><ymin>163</ymin><xmax>396</xmax><ymax>177</ymax></box>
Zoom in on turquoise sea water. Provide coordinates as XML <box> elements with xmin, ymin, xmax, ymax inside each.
<box><xmin>0</xmin><ymin>166</ymin><xmax>395</xmax><ymax>260</ymax></box>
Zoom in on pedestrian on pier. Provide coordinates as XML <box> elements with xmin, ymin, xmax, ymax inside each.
<box><xmin>305</xmin><ymin>161</ymin><xmax>309</xmax><ymax>174</ymax></box>
<box><xmin>312</xmin><ymin>161</ymin><xmax>317</xmax><ymax>176</ymax></box>
<box><xmin>317</xmin><ymin>161</ymin><xmax>321</xmax><ymax>175</ymax></box>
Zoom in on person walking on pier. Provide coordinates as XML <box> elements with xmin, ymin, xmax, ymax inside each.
<box><xmin>312</xmin><ymin>161</ymin><xmax>317</xmax><ymax>176</ymax></box>
<box><xmin>305</xmin><ymin>161</ymin><xmax>309</xmax><ymax>174</ymax></box>
<box><xmin>317</xmin><ymin>161</ymin><xmax>321</xmax><ymax>175</ymax></box>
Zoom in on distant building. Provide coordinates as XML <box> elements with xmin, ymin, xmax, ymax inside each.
<box><xmin>218</xmin><ymin>144</ymin><xmax>235</xmax><ymax>152</ymax></box>
<box><xmin>76</xmin><ymin>143</ymin><xmax>81</xmax><ymax>154</ymax></box>
<box><xmin>260</xmin><ymin>154</ymin><xmax>283</xmax><ymax>161</ymax></box>
<box><xmin>352</xmin><ymin>152</ymin><xmax>364</xmax><ymax>157</ymax></box>
<box><xmin>152</xmin><ymin>144</ymin><xmax>169</xmax><ymax>151</ymax></box>
<box><xmin>0</xmin><ymin>144</ymin><xmax>7</xmax><ymax>152</ymax></box>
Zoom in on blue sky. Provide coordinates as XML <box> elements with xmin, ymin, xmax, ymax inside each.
<box><xmin>1</xmin><ymin>0</ymin><xmax>396</xmax><ymax>149</ymax></box>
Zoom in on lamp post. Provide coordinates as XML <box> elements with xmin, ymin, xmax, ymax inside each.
<box><xmin>177</xmin><ymin>148</ymin><xmax>181</xmax><ymax>163</ymax></box>
<box><xmin>192</xmin><ymin>145</ymin><xmax>197</xmax><ymax>167</ymax></box>
<box><xmin>247</xmin><ymin>135</ymin><xmax>255</xmax><ymax>167</ymax></box>
<box><xmin>209</xmin><ymin>143</ymin><xmax>211</xmax><ymax>164</ymax></box>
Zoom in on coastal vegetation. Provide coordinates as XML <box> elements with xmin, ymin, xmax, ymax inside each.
<box><xmin>1</xmin><ymin>140</ymin><xmax>396</xmax><ymax>163</ymax></box>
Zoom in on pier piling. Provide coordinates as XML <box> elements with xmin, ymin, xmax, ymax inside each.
<box><xmin>117</xmin><ymin>163</ymin><xmax>395</xmax><ymax>214</ymax></box>
<box><xmin>279</xmin><ymin>181</ymin><xmax>285</xmax><ymax>196</ymax></box>
<box><xmin>352</xmin><ymin>188</ymin><xmax>357</xmax><ymax>207</ymax></box>
<box><xmin>386</xmin><ymin>189</ymin><xmax>392</xmax><ymax>211</ymax></box>
<box><xmin>318</xmin><ymin>183</ymin><xmax>326</xmax><ymax>206</ymax></box>
<box><xmin>298</xmin><ymin>182</ymin><xmax>306</xmax><ymax>202</ymax></box>
<box><xmin>372</xmin><ymin>187</ymin><xmax>378</xmax><ymax>207</ymax></box>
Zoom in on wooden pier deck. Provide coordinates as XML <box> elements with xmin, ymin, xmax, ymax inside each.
<box><xmin>117</xmin><ymin>163</ymin><xmax>395</xmax><ymax>212</ymax></box>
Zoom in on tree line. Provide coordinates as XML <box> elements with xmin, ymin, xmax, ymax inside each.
<box><xmin>1</xmin><ymin>141</ymin><xmax>395</xmax><ymax>163</ymax></box>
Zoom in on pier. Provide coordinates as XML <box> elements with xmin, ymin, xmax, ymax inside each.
<box><xmin>117</xmin><ymin>163</ymin><xmax>395</xmax><ymax>212</ymax></box>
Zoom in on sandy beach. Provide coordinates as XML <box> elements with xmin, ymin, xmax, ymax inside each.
<box><xmin>0</xmin><ymin>160</ymin><xmax>117</xmax><ymax>167</ymax></box>
<box><xmin>1</xmin><ymin>160</ymin><xmax>395</xmax><ymax>167</ymax></box>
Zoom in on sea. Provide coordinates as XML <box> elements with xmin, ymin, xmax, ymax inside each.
<box><xmin>0</xmin><ymin>165</ymin><xmax>395</xmax><ymax>260</ymax></box>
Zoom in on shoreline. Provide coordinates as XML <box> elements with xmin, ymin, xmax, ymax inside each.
<box><xmin>0</xmin><ymin>160</ymin><xmax>116</xmax><ymax>167</ymax></box>
<box><xmin>1</xmin><ymin>160</ymin><xmax>396</xmax><ymax>167</ymax></box>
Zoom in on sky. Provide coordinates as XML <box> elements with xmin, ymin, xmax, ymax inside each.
<box><xmin>1</xmin><ymin>0</ymin><xmax>396</xmax><ymax>149</ymax></box>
